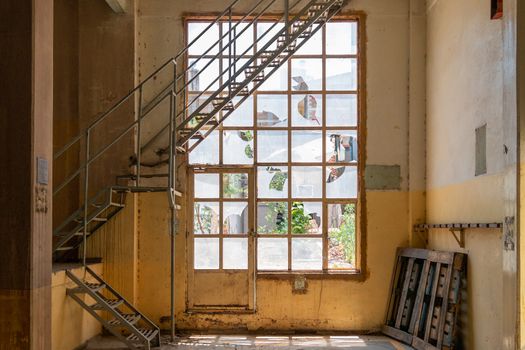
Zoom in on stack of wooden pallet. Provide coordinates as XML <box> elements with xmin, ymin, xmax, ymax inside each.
<box><xmin>383</xmin><ymin>248</ymin><xmax>466</xmax><ymax>350</ymax></box>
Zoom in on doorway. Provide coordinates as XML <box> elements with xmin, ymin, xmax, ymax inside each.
<box><xmin>188</xmin><ymin>168</ymin><xmax>256</xmax><ymax>312</ymax></box>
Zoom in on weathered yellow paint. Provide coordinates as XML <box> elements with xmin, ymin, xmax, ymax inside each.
<box><xmin>428</xmin><ymin>228</ymin><xmax>503</xmax><ymax>349</ymax></box>
<box><xmin>85</xmin><ymin>193</ymin><xmax>139</xmax><ymax>303</ymax></box>
<box><xmin>135</xmin><ymin>192</ymin><xmax>172</xmax><ymax>326</ymax></box>
<box><xmin>134</xmin><ymin>191</ymin><xmax>409</xmax><ymax>331</ymax></box>
<box><xmin>51</xmin><ymin>264</ymin><xmax>103</xmax><ymax>350</ymax></box>
<box><xmin>426</xmin><ymin>0</ymin><xmax>508</xmax><ymax>347</ymax></box>
<box><xmin>427</xmin><ymin>174</ymin><xmax>504</xmax><ymax>223</ymax></box>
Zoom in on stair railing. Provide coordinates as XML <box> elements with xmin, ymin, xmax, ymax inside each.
<box><xmin>186</xmin><ymin>0</ymin><xmax>342</xmax><ymax>152</ymax></box>
<box><xmin>140</xmin><ymin>0</ymin><xmax>315</xmax><ymax>154</ymax></box>
<box><xmin>53</xmin><ymin>0</ymin><xmax>255</xmax><ymax>266</ymax></box>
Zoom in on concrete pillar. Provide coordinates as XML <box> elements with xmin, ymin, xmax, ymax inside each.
<box><xmin>0</xmin><ymin>0</ymin><xmax>53</xmax><ymax>348</ymax></box>
<box><xmin>502</xmin><ymin>0</ymin><xmax>521</xmax><ymax>348</ymax></box>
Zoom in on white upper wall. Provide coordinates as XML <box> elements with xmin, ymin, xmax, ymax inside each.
<box><xmin>426</xmin><ymin>0</ymin><xmax>504</xmax><ymax>189</ymax></box>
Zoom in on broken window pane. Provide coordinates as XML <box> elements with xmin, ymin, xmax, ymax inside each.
<box><xmin>223</xmin><ymin>238</ymin><xmax>248</xmax><ymax>269</ymax></box>
<box><xmin>223</xmin><ymin>130</ymin><xmax>254</xmax><ymax>165</ymax></box>
<box><xmin>258</xmin><ymin>166</ymin><xmax>288</xmax><ymax>198</ymax></box>
<box><xmin>188</xmin><ymin>22</ymin><xmax>219</xmax><ymax>56</ymax></box>
<box><xmin>223</xmin><ymin>96</ymin><xmax>253</xmax><ymax>127</ymax></box>
<box><xmin>194</xmin><ymin>238</ymin><xmax>220</xmax><ymax>269</ymax></box>
<box><xmin>223</xmin><ymin>173</ymin><xmax>249</xmax><ymax>199</ymax></box>
<box><xmin>292</xmin><ymin>238</ymin><xmax>322</xmax><ymax>270</ymax></box>
<box><xmin>291</xmin><ymin>94</ymin><xmax>323</xmax><ymax>126</ymax></box>
<box><xmin>194</xmin><ymin>202</ymin><xmax>220</xmax><ymax>234</ymax></box>
<box><xmin>326</xmin><ymin>94</ymin><xmax>358</xmax><ymax>127</ymax></box>
<box><xmin>326</xmin><ymin>166</ymin><xmax>357</xmax><ymax>198</ymax></box>
<box><xmin>257</xmin><ymin>131</ymin><xmax>288</xmax><ymax>163</ymax></box>
<box><xmin>326</xmin><ymin>58</ymin><xmax>357</xmax><ymax>91</ymax></box>
<box><xmin>189</xmin><ymin>131</ymin><xmax>219</xmax><ymax>165</ymax></box>
<box><xmin>194</xmin><ymin>174</ymin><xmax>220</xmax><ymax>198</ymax></box>
<box><xmin>257</xmin><ymin>202</ymin><xmax>288</xmax><ymax>234</ymax></box>
<box><xmin>326</xmin><ymin>130</ymin><xmax>358</xmax><ymax>163</ymax></box>
<box><xmin>291</xmin><ymin>131</ymin><xmax>323</xmax><ymax>163</ymax></box>
<box><xmin>223</xmin><ymin>202</ymin><xmax>249</xmax><ymax>234</ymax></box>
<box><xmin>328</xmin><ymin>203</ymin><xmax>356</xmax><ymax>269</ymax></box>
<box><xmin>326</xmin><ymin>22</ymin><xmax>357</xmax><ymax>55</ymax></box>
<box><xmin>291</xmin><ymin>202</ymin><xmax>322</xmax><ymax>235</ymax></box>
<box><xmin>258</xmin><ymin>238</ymin><xmax>288</xmax><ymax>270</ymax></box>
<box><xmin>291</xmin><ymin>166</ymin><xmax>322</xmax><ymax>198</ymax></box>
<box><xmin>291</xmin><ymin>59</ymin><xmax>323</xmax><ymax>91</ymax></box>
<box><xmin>257</xmin><ymin>95</ymin><xmax>288</xmax><ymax>127</ymax></box>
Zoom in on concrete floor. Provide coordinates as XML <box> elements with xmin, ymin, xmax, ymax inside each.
<box><xmin>86</xmin><ymin>334</ymin><xmax>414</xmax><ymax>350</ymax></box>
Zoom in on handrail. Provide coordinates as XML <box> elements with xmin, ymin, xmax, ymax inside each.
<box><xmin>176</xmin><ymin>0</ymin><xmax>306</xmax><ymax>122</ymax></box>
<box><xmin>52</xmin><ymin>87</ymin><xmax>174</xmax><ymax>196</ymax></box>
<box><xmin>175</xmin><ymin>0</ymin><xmax>319</xmax><ymax>127</ymax></box>
<box><xmin>178</xmin><ymin>0</ymin><xmax>273</xmax><ymax>90</ymax></box>
<box><xmin>175</xmin><ymin>0</ymin><xmax>283</xmax><ymax>117</ymax></box>
<box><xmin>139</xmin><ymin>1</ymin><xmax>302</xmax><ymax>152</ymax></box>
<box><xmin>54</xmin><ymin>0</ymin><xmax>242</xmax><ymax>161</ymax></box>
<box><xmin>187</xmin><ymin>0</ymin><xmax>335</xmax><ymax>153</ymax></box>
<box><xmin>54</xmin><ymin>59</ymin><xmax>178</xmax><ymax>160</ymax></box>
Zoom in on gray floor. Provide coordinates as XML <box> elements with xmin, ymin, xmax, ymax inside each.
<box><xmin>86</xmin><ymin>334</ymin><xmax>414</xmax><ymax>350</ymax></box>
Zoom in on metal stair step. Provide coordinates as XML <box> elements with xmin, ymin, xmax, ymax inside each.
<box><xmin>56</xmin><ymin>246</ymin><xmax>75</xmax><ymax>251</ymax></box>
<box><xmin>192</xmin><ymin>113</ymin><xmax>219</xmax><ymax>127</ymax></box>
<box><xmin>180</xmin><ymin>129</ymin><xmax>204</xmax><ymax>139</ymax></box>
<box><xmin>69</xmin><ymin>282</ymin><xmax>106</xmax><ymax>294</ymax></box>
<box><xmin>110</xmin><ymin>202</ymin><xmax>125</xmax><ymax>208</ymax></box>
<box><xmin>277</xmin><ymin>36</ymin><xmax>297</xmax><ymax>52</ymax></box>
<box><xmin>108</xmin><ymin>313</ymin><xmax>141</xmax><ymax>327</ymax></box>
<box><xmin>91</xmin><ymin>217</ymin><xmax>108</xmax><ymax>222</ymax></box>
<box><xmin>230</xmin><ymin>83</ymin><xmax>250</xmax><ymax>96</ymax></box>
<box><xmin>253</xmin><ymin>72</ymin><xmax>265</xmax><ymax>82</ymax></box>
<box><xmin>211</xmin><ymin>97</ymin><xmax>234</xmax><ymax>111</ymax></box>
<box><xmin>244</xmin><ymin>66</ymin><xmax>261</xmax><ymax>76</ymax></box>
<box><xmin>127</xmin><ymin>328</ymin><xmax>159</xmax><ymax>342</ymax></box>
<box><xmin>91</xmin><ymin>298</ymin><xmax>124</xmax><ymax>310</ymax></box>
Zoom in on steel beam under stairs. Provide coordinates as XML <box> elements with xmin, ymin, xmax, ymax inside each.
<box><xmin>66</xmin><ymin>267</ymin><xmax>161</xmax><ymax>349</ymax></box>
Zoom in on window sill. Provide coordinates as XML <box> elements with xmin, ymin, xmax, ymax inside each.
<box><xmin>257</xmin><ymin>270</ymin><xmax>364</xmax><ymax>280</ymax></box>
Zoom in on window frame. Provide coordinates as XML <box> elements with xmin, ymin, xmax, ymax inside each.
<box><xmin>184</xmin><ymin>12</ymin><xmax>367</xmax><ymax>280</ymax></box>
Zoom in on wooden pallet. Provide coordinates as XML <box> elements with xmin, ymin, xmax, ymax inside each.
<box><xmin>383</xmin><ymin>248</ymin><xmax>466</xmax><ymax>350</ymax></box>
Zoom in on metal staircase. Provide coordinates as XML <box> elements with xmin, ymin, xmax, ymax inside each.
<box><xmin>175</xmin><ymin>0</ymin><xmax>345</xmax><ymax>152</ymax></box>
<box><xmin>140</xmin><ymin>0</ymin><xmax>346</xmax><ymax>158</ymax></box>
<box><xmin>66</xmin><ymin>267</ymin><xmax>161</xmax><ymax>350</ymax></box>
<box><xmin>52</xmin><ymin>0</ymin><xmax>345</xmax><ymax>347</ymax></box>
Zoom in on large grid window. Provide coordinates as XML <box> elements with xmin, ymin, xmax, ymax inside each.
<box><xmin>188</xmin><ymin>18</ymin><xmax>362</xmax><ymax>272</ymax></box>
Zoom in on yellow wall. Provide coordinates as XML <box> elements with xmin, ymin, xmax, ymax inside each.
<box><xmin>133</xmin><ymin>191</ymin><xmax>409</xmax><ymax>332</ymax></box>
<box><xmin>86</xmin><ymin>193</ymin><xmax>138</xmax><ymax>303</ymax></box>
<box><xmin>128</xmin><ymin>0</ymin><xmax>428</xmax><ymax>333</ymax></box>
<box><xmin>51</xmin><ymin>264</ymin><xmax>103</xmax><ymax>350</ymax></box>
<box><xmin>426</xmin><ymin>0</ymin><xmax>506</xmax><ymax>348</ymax></box>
